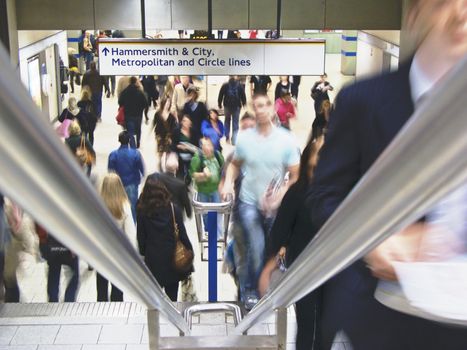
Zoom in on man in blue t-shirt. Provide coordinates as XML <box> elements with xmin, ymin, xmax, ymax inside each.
<box><xmin>221</xmin><ymin>94</ymin><xmax>300</xmax><ymax>309</ymax></box>
<box><xmin>108</xmin><ymin>131</ymin><xmax>145</xmax><ymax>222</ymax></box>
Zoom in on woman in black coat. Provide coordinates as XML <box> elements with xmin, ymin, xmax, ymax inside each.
<box><xmin>259</xmin><ymin>136</ymin><xmax>324</xmax><ymax>350</ymax></box>
<box><xmin>137</xmin><ymin>176</ymin><xmax>194</xmax><ymax>301</ymax></box>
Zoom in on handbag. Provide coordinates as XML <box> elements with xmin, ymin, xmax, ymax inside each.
<box><xmin>171</xmin><ymin>203</ymin><xmax>194</xmax><ymax>273</ymax></box>
<box><xmin>116</xmin><ymin>106</ymin><xmax>125</xmax><ymax>126</ymax></box>
<box><xmin>56</xmin><ymin>118</ymin><xmax>72</xmax><ymax>138</ymax></box>
<box><xmin>75</xmin><ymin>135</ymin><xmax>95</xmax><ymax>166</ymax></box>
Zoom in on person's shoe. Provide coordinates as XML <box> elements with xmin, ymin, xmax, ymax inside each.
<box><xmin>244</xmin><ymin>296</ymin><xmax>259</xmax><ymax>311</ymax></box>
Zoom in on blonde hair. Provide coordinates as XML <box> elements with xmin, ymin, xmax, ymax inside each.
<box><xmin>100</xmin><ymin>173</ymin><xmax>129</xmax><ymax>220</ymax></box>
<box><xmin>81</xmin><ymin>85</ymin><xmax>92</xmax><ymax>101</ymax></box>
<box><xmin>68</xmin><ymin>120</ymin><xmax>81</xmax><ymax>136</ymax></box>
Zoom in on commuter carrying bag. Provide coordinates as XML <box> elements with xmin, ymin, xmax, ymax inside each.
<box><xmin>76</xmin><ymin>135</ymin><xmax>95</xmax><ymax>166</ymax></box>
<box><xmin>56</xmin><ymin>118</ymin><xmax>72</xmax><ymax>138</ymax></box>
<box><xmin>171</xmin><ymin>203</ymin><xmax>194</xmax><ymax>273</ymax></box>
<box><xmin>224</xmin><ymin>82</ymin><xmax>239</xmax><ymax>107</ymax></box>
<box><xmin>116</xmin><ymin>106</ymin><xmax>125</xmax><ymax>126</ymax></box>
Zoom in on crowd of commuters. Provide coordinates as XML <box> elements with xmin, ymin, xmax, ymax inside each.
<box><xmin>5</xmin><ymin>6</ymin><xmax>467</xmax><ymax>349</ymax></box>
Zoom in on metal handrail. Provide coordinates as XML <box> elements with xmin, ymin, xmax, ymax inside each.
<box><xmin>0</xmin><ymin>45</ymin><xmax>189</xmax><ymax>334</ymax></box>
<box><xmin>235</xmin><ymin>55</ymin><xmax>467</xmax><ymax>334</ymax></box>
<box><xmin>192</xmin><ymin>192</ymin><xmax>233</xmax><ymax>244</ymax></box>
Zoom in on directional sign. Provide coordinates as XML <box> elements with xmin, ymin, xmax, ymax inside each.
<box><xmin>98</xmin><ymin>39</ymin><xmax>326</xmax><ymax>76</ymax></box>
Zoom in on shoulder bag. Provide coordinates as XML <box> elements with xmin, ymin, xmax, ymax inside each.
<box><xmin>171</xmin><ymin>203</ymin><xmax>194</xmax><ymax>273</ymax></box>
<box><xmin>76</xmin><ymin>135</ymin><xmax>95</xmax><ymax>166</ymax></box>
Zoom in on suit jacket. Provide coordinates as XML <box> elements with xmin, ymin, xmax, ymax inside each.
<box><xmin>148</xmin><ymin>172</ymin><xmax>192</xmax><ymax>218</ymax></box>
<box><xmin>307</xmin><ymin>61</ymin><xmax>467</xmax><ymax>349</ymax></box>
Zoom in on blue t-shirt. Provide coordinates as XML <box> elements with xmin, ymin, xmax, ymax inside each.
<box><xmin>234</xmin><ymin>126</ymin><xmax>300</xmax><ymax>206</ymax></box>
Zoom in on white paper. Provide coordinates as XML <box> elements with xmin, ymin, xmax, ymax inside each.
<box><xmin>375</xmin><ymin>259</ymin><xmax>467</xmax><ymax>326</ymax></box>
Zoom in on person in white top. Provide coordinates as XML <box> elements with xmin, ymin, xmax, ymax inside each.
<box><xmin>97</xmin><ymin>173</ymin><xmax>137</xmax><ymax>301</ymax></box>
<box><xmin>171</xmin><ymin>76</ymin><xmax>192</xmax><ymax>121</ymax></box>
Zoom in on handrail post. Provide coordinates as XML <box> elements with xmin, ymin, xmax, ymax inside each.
<box><xmin>276</xmin><ymin>308</ymin><xmax>287</xmax><ymax>350</ymax></box>
<box><xmin>208</xmin><ymin>211</ymin><xmax>218</xmax><ymax>302</ymax></box>
<box><xmin>147</xmin><ymin>309</ymin><xmax>160</xmax><ymax>350</ymax></box>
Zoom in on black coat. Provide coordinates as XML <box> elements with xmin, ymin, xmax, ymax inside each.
<box><xmin>307</xmin><ymin>61</ymin><xmax>467</xmax><ymax>349</ymax></box>
<box><xmin>119</xmin><ymin>84</ymin><xmax>148</xmax><ymax>119</ymax></box>
<box><xmin>137</xmin><ymin>204</ymin><xmax>193</xmax><ymax>286</ymax></box>
<box><xmin>65</xmin><ymin>134</ymin><xmax>96</xmax><ymax>158</ymax></box>
<box><xmin>267</xmin><ymin>182</ymin><xmax>313</xmax><ymax>266</ymax></box>
<box><xmin>183</xmin><ymin>101</ymin><xmax>208</xmax><ymax>147</ymax></box>
<box><xmin>77</xmin><ymin>100</ymin><xmax>97</xmax><ymax>132</ymax></box>
<box><xmin>147</xmin><ymin>172</ymin><xmax>192</xmax><ymax>218</ymax></box>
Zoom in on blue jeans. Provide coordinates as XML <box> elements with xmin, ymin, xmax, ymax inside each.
<box><xmin>47</xmin><ymin>252</ymin><xmax>79</xmax><ymax>302</ymax></box>
<box><xmin>84</xmin><ymin>52</ymin><xmax>93</xmax><ymax>70</ymax></box>
<box><xmin>224</xmin><ymin>107</ymin><xmax>240</xmax><ymax>144</ymax></box>
<box><xmin>197</xmin><ymin>191</ymin><xmax>223</xmax><ymax>239</ymax></box>
<box><xmin>126</xmin><ymin>117</ymin><xmax>142</xmax><ymax>149</ymax></box>
<box><xmin>91</xmin><ymin>93</ymin><xmax>102</xmax><ymax>118</ymax></box>
<box><xmin>125</xmin><ymin>184</ymin><xmax>138</xmax><ymax>223</ymax></box>
<box><xmin>236</xmin><ymin>200</ymin><xmax>274</xmax><ymax>301</ymax></box>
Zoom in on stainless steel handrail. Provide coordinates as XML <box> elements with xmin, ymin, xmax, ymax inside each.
<box><xmin>235</xmin><ymin>55</ymin><xmax>467</xmax><ymax>334</ymax></box>
<box><xmin>0</xmin><ymin>45</ymin><xmax>189</xmax><ymax>334</ymax></box>
<box><xmin>192</xmin><ymin>192</ymin><xmax>233</xmax><ymax>244</ymax></box>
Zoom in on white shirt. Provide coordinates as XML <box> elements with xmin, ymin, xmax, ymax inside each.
<box><xmin>409</xmin><ymin>55</ymin><xmax>435</xmax><ymax>105</ymax></box>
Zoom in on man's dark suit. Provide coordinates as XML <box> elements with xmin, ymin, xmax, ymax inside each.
<box><xmin>148</xmin><ymin>172</ymin><xmax>192</xmax><ymax>218</ymax></box>
<box><xmin>308</xmin><ymin>62</ymin><xmax>467</xmax><ymax>350</ymax></box>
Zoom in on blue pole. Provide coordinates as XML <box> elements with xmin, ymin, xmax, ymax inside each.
<box><xmin>207</xmin><ymin>211</ymin><xmax>217</xmax><ymax>302</ymax></box>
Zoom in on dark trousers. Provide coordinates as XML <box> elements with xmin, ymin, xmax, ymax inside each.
<box><xmin>96</xmin><ymin>272</ymin><xmax>123</xmax><ymax>301</ymax></box>
<box><xmin>162</xmin><ymin>281</ymin><xmax>179</xmax><ymax>302</ymax></box>
<box><xmin>105</xmin><ymin>76</ymin><xmax>116</xmax><ymax>95</ymax></box>
<box><xmin>47</xmin><ymin>252</ymin><xmax>79</xmax><ymax>302</ymax></box>
<box><xmin>91</xmin><ymin>93</ymin><xmax>103</xmax><ymax>119</ymax></box>
<box><xmin>291</xmin><ymin>83</ymin><xmax>300</xmax><ymax>99</ymax></box>
<box><xmin>126</xmin><ymin>117</ymin><xmax>142</xmax><ymax>149</ymax></box>
<box><xmin>321</xmin><ymin>276</ymin><xmax>467</xmax><ymax>350</ymax></box>
<box><xmin>295</xmin><ymin>289</ymin><xmax>321</xmax><ymax>350</ymax></box>
<box><xmin>0</xmin><ymin>252</ymin><xmax>17</xmax><ymax>302</ymax></box>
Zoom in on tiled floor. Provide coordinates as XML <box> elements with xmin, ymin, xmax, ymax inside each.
<box><xmin>2</xmin><ymin>54</ymin><xmax>355</xmax><ymax>349</ymax></box>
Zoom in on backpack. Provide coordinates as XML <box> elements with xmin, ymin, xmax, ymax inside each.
<box><xmin>223</xmin><ymin>82</ymin><xmax>239</xmax><ymax>108</ymax></box>
<box><xmin>197</xmin><ymin>150</ymin><xmax>223</xmax><ymax>172</ymax></box>
<box><xmin>78</xmin><ymin>35</ymin><xmax>84</xmax><ymax>56</ymax></box>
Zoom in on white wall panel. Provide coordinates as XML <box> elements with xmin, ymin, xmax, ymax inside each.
<box><xmin>95</xmin><ymin>0</ymin><xmax>141</xmax><ymax>30</ymax></box>
<box><xmin>212</xmin><ymin>0</ymin><xmax>248</xmax><ymax>29</ymax></box>
<box><xmin>146</xmin><ymin>0</ymin><xmax>172</xmax><ymax>29</ymax></box>
<box><xmin>282</xmin><ymin>0</ymin><xmax>325</xmax><ymax>29</ymax></box>
<box><xmin>172</xmin><ymin>0</ymin><xmax>208</xmax><ymax>30</ymax></box>
<box><xmin>16</xmin><ymin>0</ymin><xmax>94</xmax><ymax>30</ymax></box>
<box><xmin>16</xmin><ymin>0</ymin><xmax>403</xmax><ymax>31</ymax></box>
<box><xmin>249</xmin><ymin>0</ymin><xmax>276</xmax><ymax>29</ymax></box>
<box><xmin>326</xmin><ymin>0</ymin><xmax>402</xmax><ymax>29</ymax></box>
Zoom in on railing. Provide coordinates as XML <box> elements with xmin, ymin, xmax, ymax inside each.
<box><xmin>2</xmin><ymin>33</ymin><xmax>467</xmax><ymax>344</ymax></box>
<box><xmin>192</xmin><ymin>192</ymin><xmax>233</xmax><ymax>301</ymax></box>
<box><xmin>235</xmin><ymin>54</ymin><xmax>467</xmax><ymax>334</ymax></box>
<box><xmin>0</xmin><ymin>45</ymin><xmax>189</xmax><ymax>334</ymax></box>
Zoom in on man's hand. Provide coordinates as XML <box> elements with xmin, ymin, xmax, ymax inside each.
<box><xmin>221</xmin><ymin>181</ymin><xmax>235</xmax><ymax>202</ymax></box>
<box><xmin>365</xmin><ymin>225</ymin><xmax>425</xmax><ymax>281</ymax></box>
<box><xmin>258</xmin><ymin>257</ymin><xmax>277</xmax><ymax>297</ymax></box>
<box><xmin>260</xmin><ymin>185</ymin><xmax>287</xmax><ymax>216</ymax></box>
